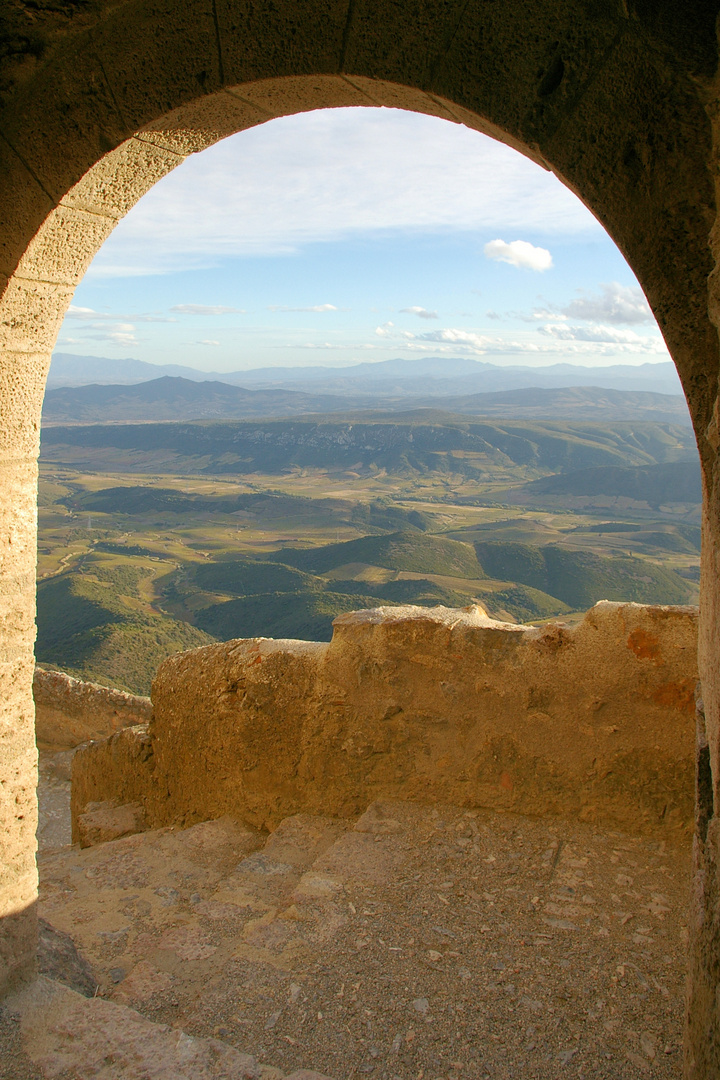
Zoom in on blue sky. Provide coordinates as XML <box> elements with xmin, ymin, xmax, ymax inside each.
<box><xmin>58</xmin><ymin>108</ymin><xmax>669</xmax><ymax>372</ymax></box>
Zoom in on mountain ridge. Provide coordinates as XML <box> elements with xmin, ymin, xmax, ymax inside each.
<box><xmin>42</xmin><ymin>374</ymin><xmax>691</xmax><ymax>426</ymax></box>
<box><xmin>48</xmin><ymin>352</ymin><xmax>684</xmax><ymax>397</ymax></box>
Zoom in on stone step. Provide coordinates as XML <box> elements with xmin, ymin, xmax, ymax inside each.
<box><xmin>34</xmin><ymin>800</ymin><xmax>691</xmax><ymax>1078</ymax></box>
<box><xmin>5</xmin><ymin>976</ymin><xmax>331</xmax><ymax>1080</ymax></box>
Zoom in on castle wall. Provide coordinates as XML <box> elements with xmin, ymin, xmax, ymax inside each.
<box><xmin>72</xmin><ymin>603</ymin><xmax>698</xmax><ymax>844</ymax></box>
<box><xmin>33</xmin><ymin>668</ymin><xmax>151</xmax><ymax>751</ymax></box>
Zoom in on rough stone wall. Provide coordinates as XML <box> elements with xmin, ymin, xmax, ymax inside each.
<box><xmin>33</xmin><ymin>668</ymin><xmax>151</xmax><ymax>751</ymax></box>
<box><xmin>72</xmin><ymin>602</ymin><xmax>698</xmax><ymax>846</ymax></box>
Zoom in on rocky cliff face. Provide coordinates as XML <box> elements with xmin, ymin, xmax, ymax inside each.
<box><xmin>71</xmin><ymin>602</ymin><xmax>698</xmax><ymax>845</ymax></box>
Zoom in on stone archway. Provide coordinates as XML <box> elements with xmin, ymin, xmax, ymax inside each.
<box><xmin>1</xmin><ymin>3</ymin><xmax>720</xmax><ymax>1074</ymax></box>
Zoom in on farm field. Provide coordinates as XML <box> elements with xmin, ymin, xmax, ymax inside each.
<box><xmin>36</xmin><ymin>414</ymin><xmax>701</xmax><ymax>694</ymax></box>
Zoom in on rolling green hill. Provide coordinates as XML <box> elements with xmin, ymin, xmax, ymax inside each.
<box><xmin>518</xmin><ymin>460</ymin><xmax>701</xmax><ymax>507</ymax></box>
<box><xmin>276</xmin><ymin>531</ymin><xmax>485</xmax><ymax>578</ymax></box>
<box><xmin>66</xmin><ymin>486</ymin><xmax>436</xmax><ymax>534</ymax></box>
<box><xmin>191</xmin><ymin>559</ymin><xmax>320</xmax><ymax>596</ymax></box>
<box><xmin>328</xmin><ymin>577</ymin><xmax>470</xmax><ymax>607</ymax></box>
<box><xmin>36</xmin><ymin>568</ymin><xmax>212</xmax><ymax>694</ymax></box>
<box><xmin>474</xmin><ymin>541</ymin><xmax>692</xmax><ymax>610</ymax></box>
<box><xmin>195</xmin><ymin>590</ymin><xmax>388</xmax><ymax>643</ymax></box>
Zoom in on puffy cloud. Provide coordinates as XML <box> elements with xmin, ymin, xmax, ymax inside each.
<box><xmin>484</xmin><ymin>239</ymin><xmax>553</xmax><ymax>272</ymax></box>
<box><xmin>560</xmin><ymin>282</ymin><xmax>654</xmax><ymax>325</ymax></box>
<box><xmin>417</xmin><ymin>327</ymin><xmax>493</xmax><ymax>351</ymax></box>
<box><xmin>400</xmin><ymin>306</ymin><xmax>438</xmax><ymax>319</ymax></box>
<box><xmin>538</xmin><ymin>322</ymin><xmax>668</xmax><ymax>352</ymax></box>
<box><xmin>268</xmin><ymin>304</ymin><xmax>338</xmax><ymax>312</ymax></box>
<box><xmin>539</xmin><ymin>322</ymin><xmax>643</xmax><ymax>344</ymax></box>
<box><xmin>372</xmin><ymin>318</ymin><xmax>668</xmax><ymax>359</ymax></box>
<box><xmin>85</xmin><ymin>325</ymin><xmax>139</xmax><ymax>346</ymax></box>
<box><xmin>171</xmin><ymin>304</ymin><xmax>244</xmax><ymax>315</ymax></box>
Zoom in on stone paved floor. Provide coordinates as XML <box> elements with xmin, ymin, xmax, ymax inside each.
<box><xmin>29</xmin><ymin>799</ymin><xmax>689</xmax><ymax>1079</ymax></box>
<box><xmin>37</xmin><ymin>749</ymin><xmax>74</xmax><ymax>854</ymax></box>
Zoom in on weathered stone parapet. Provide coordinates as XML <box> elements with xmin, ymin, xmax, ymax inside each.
<box><xmin>70</xmin><ymin>725</ymin><xmax>153</xmax><ymax>846</ymax></box>
<box><xmin>72</xmin><ymin>602</ymin><xmax>698</xmax><ymax>845</ymax></box>
<box><xmin>33</xmin><ymin>667</ymin><xmax>152</xmax><ymax>751</ymax></box>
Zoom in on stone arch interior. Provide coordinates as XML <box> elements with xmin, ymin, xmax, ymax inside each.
<box><xmin>24</xmin><ymin>83</ymin><xmax>702</xmax><ymax>1068</ymax></box>
<box><xmin>1</xmin><ymin>49</ymin><xmax>717</xmax><ymax>1073</ymax></box>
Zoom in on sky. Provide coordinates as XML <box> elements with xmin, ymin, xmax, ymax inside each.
<box><xmin>57</xmin><ymin>107</ymin><xmax>670</xmax><ymax>373</ymax></box>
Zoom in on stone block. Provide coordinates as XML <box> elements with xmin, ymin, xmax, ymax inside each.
<box><xmin>60</xmin><ymin>136</ymin><xmax>186</xmax><ymax>220</ymax></box>
<box><xmin>225</xmin><ymin>74</ymin><xmax>373</xmax><ymax>119</ymax></box>
<box><xmin>33</xmin><ymin>669</ymin><xmax>152</xmax><ymax>751</ymax></box>
<box><xmin>215</xmin><ymin>0</ymin><xmax>348</xmax><ymax>87</ymax></box>
<box><xmin>0</xmin><ymin>148</ymin><xmax>53</xmax><ymax>281</ymax></box>
<box><xmin>0</xmin><ymin>353</ymin><xmax>50</xmax><ymax>458</ymax></box>
<box><xmin>138</xmin><ymin>88</ymin><xmax>269</xmax><ymax>155</ymax></box>
<box><xmin>0</xmin><ymin>276</ymin><xmax>74</xmax><ymax>354</ymax></box>
<box><xmin>77</xmin><ymin>802</ymin><xmax>148</xmax><ymax>849</ymax></box>
<box><xmin>14</xmin><ymin>205</ymin><xmax>118</xmax><ymax>287</ymax></box>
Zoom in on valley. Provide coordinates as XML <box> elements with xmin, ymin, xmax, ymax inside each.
<box><xmin>37</xmin><ymin>411</ymin><xmax>701</xmax><ymax>694</ymax></box>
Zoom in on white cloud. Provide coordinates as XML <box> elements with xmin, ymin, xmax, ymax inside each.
<box><xmin>370</xmin><ymin>318</ymin><xmax>669</xmax><ymax>359</ymax></box>
<box><xmin>538</xmin><ymin>322</ymin><xmax>668</xmax><ymax>352</ymax></box>
<box><xmin>268</xmin><ymin>304</ymin><xmax>338</xmax><ymax>313</ymax></box>
<box><xmin>416</xmin><ymin>328</ymin><xmax>493</xmax><ymax>351</ymax></box>
<box><xmin>195</xmin><ymin>339</ymin><xmax>221</xmax><ymax>346</ymax></box>
<box><xmin>65</xmin><ymin>305</ymin><xmax>172</xmax><ymax>323</ymax></box>
<box><xmin>283</xmin><ymin>342</ymin><xmax>378</xmax><ymax>350</ymax></box>
<box><xmin>86</xmin><ymin>327</ymin><xmax>139</xmax><ymax>346</ymax></box>
<box><xmin>400</xmin><ymin>306</ymin><xmax>438</xmax><ymax>319</ymax></box>
<box><xmin>560</xmin><ymin>282</ymin><xmax>654</xmax><ymax>325</ymax></box>
<box><xmin>86</xmin><ymin>109</ymin><xmax>599</xmax><ymax>277</ymax></box>
<box><xmin>518</xmin><ymin>307</ymin><xmax>567</xmax><ymax>322</ymax></box>
<box><xmin>171</xmin><ymin>304</ymin><xmax>244</xmax><ymax>315</ymax></box>
<box><xmin>484</xmin><ymin>239</ymin><xmax>553</xmax><ymax>272</ymax></box>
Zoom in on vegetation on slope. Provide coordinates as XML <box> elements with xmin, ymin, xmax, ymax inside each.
<box><xmin>195</xmin><ymin>590</ymin><xmax>388</xmax><ymax>643</ymax></box>
<box><xmin>519</xmin><ymin>460</ymin><xmax>701</xmax><ymax>507</ymax></box>
<box><xmin>67</xmin><ymin>487</ymin><xmax>436</xmax><ymax>534</ymax></box>
<box><xmin>35</xmin><ymin>406</ymin><xmax>701</xmax><ymax>687</ymax></box>
<box><xmin>191</xmin><ymin>559</ymin><xmax>319</xmax><ymax>596</ymax></box>
<box><xmin>41</xmin><ymin>416</ymin><xmax>696</xmax><ymax>477</ymax></box>
<box><xmin>474</xmin><ymin>541</ymin><xmax>692</xmax><ymax>610</ymax></box>
<box><xmin>36</xmin><ymin>565</ymin><xmax>212</xmax><ymax>694</ymax></box>
<box><xmin>276</xmin><ymin>531</ymin><xmax>485</xmax><ymax>578</ymax></box>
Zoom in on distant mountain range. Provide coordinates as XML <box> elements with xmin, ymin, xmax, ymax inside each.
<box><xmin>42</xmin><ymin>374</ymin><xmax>692</xmax><ymax>426</ymax></box>
<box><xmin>47</xmin><ymin>352</ymin><xmax>685</xmax><ymax>398</ymax></box>
<box><xmin>42</xmin><ymin>376</ymin><xmax>343</xmax><ymax>423</ymax></box>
